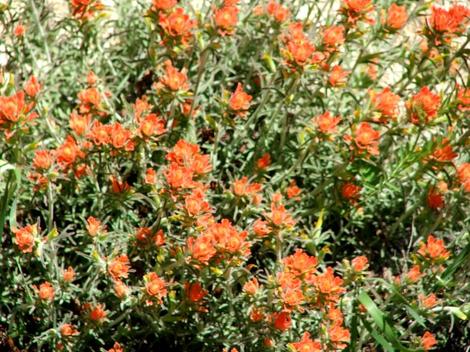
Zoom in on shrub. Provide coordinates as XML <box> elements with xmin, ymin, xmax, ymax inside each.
<box><xmin>0</xmin><ymin>0</ymin><xmax>469</xmax><ymax>351</ymax></box>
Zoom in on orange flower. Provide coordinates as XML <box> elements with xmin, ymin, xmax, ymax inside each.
<box><xmin>87</xmin><ymin>70</ymin><xmax>98</xmax><ymax>86</ymax></box>
<box><xmin>370</xmin><ymin>87</ymin><xmax>400</xmax><ymax>121</ymax></box>
<box><xmin>14</xmin><ymin>24</ymin><xmax>26</xmax><ymax>37</ymax></box>
<box><xmin>33</xmin><ymin>150</ymin><xmax>53</xmax><ymax>170</ymax></box>
<box><xmin>159</xmin><ymin>7</ymin><xmax>195</xmax><ymax>40</ymax></box>
<box><xmin>185</xmin><ymin>282</ymin><xmax>208</xmax><ymax>302</ymax></box>
<box><xmin>107</xmin><ymin>342</ymin><xmax>124</xmax><ymax>352</ymax></box>
<box><xmin>63</xmin><ymin>266</ymin><xmax>76</xmax><ymax>282</ymax></box>
<box><xmin>37</xmin><ymin>282</ymin><xmax>55</xmax><ymax>301</ymax></box>
<box><xmin>419</xmin><ymin>293</ymin><xmax>438</xmax><ymax>309</ymax></box>
<box><xmin>110</xmin><ymin>176</ymin><xmax>131</xmax><ymax>193</ymax></box>
<box><xmin>249</xmin><ymin>307</ymin><xmax>264</xmax><ymax>322</ymax></box>
<box><xmin>229</xmin><ymin>83</ymin><xmax>252</xmax><ymax>116</ymax></box>
<box><xmin>418</xmin><ymin>235</ymin><xmax>450</xmax><ymax>261</ymax></box>
<box><xmin>406</xmin><ymin>264</ymin><xmax>422</xmax><ymax>283</ymax></box>
<box><xmin>86</xmin><ymin>216</ymin><xmax>104</xmax><ymax>236</ymax></box>
<box><xmin>184</xmin><ymin>188</ymin><xmax>211</xmax><ymax>217</ymax></box>
<box><xmin>108</xmin><ymin>255</ymin><xmax>130</xmax><ymax>280</ymax></box>
<box><xmin>70</xmin><ymin>0</ymin><xmax>104</xmax><ymax>19</ymax></box>
<box><xmin>187</xmin><ymin>235</ymin><xmax>217</xmax><ymax>264</ymax></box>
<box><xmin>266</xmin><ymin>201</ymin><xmax>296</xmax><ymax>228</ymax></box>
<box><xmin>341</xmin><ymin>182</ymin><xmax>361</xmax><ymax>201</ymax></box>
<box><xmin>353</xmin><ymin>122</ymin><xmax>380</xmax><ymax>155</ymax></box>
<box><xmin>341</xmin><ymin>0</ymin><xmax>374</xmax><ymax>24</ymax></box>
<box><xmin>323</xmin><ymin>25</ymin><xmax>345</xmax><ymax>47</ymax></box>
<box><xmin>56</xmin><ymin>136</ymin><xmax>83</xmax><ymax>166</ymax></box>
<box><xmin>457</xmin><ymin>163</ymin><xmax>470</xmax><ymax>192</ymax></box>
<box><xmin>139</xmin><ymin>113</ymin><xmax>166</xmax><ymax>138</ymax></box>
<box><xmin>290</xmin><ymin>332</ymin><xmax>322</xmax><ymax>352</ymax></box>
<box><xmin>283</xmin><ymin>24</ymin><xmax>317</xmax><ymax>67</ymax></box>
<box><xmin>205</xmin><ymin>219</ymin><xmax>250</xmax><ymax>255</ymax></box>
<box><xmin>108</xmin><ymin>123</ymin><xmax>134</xmax><ymax>151</ymax></box>
<box><xmin>277</xmin><ymin>272</ymin><xmax>304</xmax><ymax>308</ymax></box>
<box><xmin>421</xmin><ymin>331</ymin><xmax>437</xmax><ymax>351</ymax></box>
<box><xmin>89</xmin><ymin>304</ymin><xmax>107</xmax><ymax>322</ymax></box>
<box><xmin>456</xmin><ymin>86</ymin><xmax>470</xmax><ymax>111</ymax></box>
<box><xmin>283</xmin><ymin>249</ymin><xmax>318</xmax><ymax>277</ymax></box>
<box><xmin>165</xmin><ymin>164</ymin><xmax>195</xmax><ymax>189</ymax></box>
<box><xmin>144</xmin><ymin>272</ymin><xmax>167</xmax><ymax>303</ymax></box>
<box><xmin>286</xmin><ymin>180</ymin><xmax>301</xmax><ymax>199</ymax></box>
<box><xmin>328</xmin><ymin>324</ymin><xmax>351</xmax><ymax>349</ymax></box>
<box><xmin>233</xmin><ymin>176</ymin><xmax>262</xmax><ymax>202</ymax></box>
<box><xmin>252</xmin><ymin>219</ymin><xmax>271</xmax><ymax>237</ymax></box>
<box><xmin>144</xmin><ymin>168</ymin><xmax>157</xmax><ymax>185</ymax></box>
<box><xmin>243</xmin><ymin>278</ymin><xmax>260</xmax><ymax>295</ymax></box>
<box><xmin>266</xmin><ymin>1</ymin><xmax>290</xmax><ymax>22</ymax></box>
<box><xmin>214</xmin><ymin>5</ymin><xmax>239</xmax><ymax>35</ymax></box>
<box><xmin>159</xmin><ymin>60</ymin><xmax>190</xmax><ymax>92</ymax></box>
<box><xmin>114</xmin><ymin>280</ymin><xmax>129</xmax><ymax>299</ymax></box>
<box><xmin>343</xmin><ymin>0</ymin><xmax>372</xmax><ymax>13</ymax></box>
<box><xmin>386</xmin><ymin>4</ymin><xmax>408</xmax><ymax>30</ymax></box>
<box><xmin>312</xmin><ymin>267</ymin><xmax>345</xmax><ymax>303</ymax></box>
<box><xmin>430</xmin><ymin>5</ymin><xmax>470</xmax><ymax>34</ymax></box>
<box><xmin>78</xmin><ymin>87</ymin><xmax>101</xmax><ymax>113</ymax></box>
<box><xmin>257</xmin><ymin>153</ymin><xmax>271</xmax><ymax>170</ymax></box>
<box><xmin>406</xmin><ymin>87</ymin><xmax>441</xmax><ymax>125</ymax></box>
<box><xmin>430</xmin><ymin>138</ymin><xmax>457</xmax><ymax>163</ymax></box>
<box><xmin>70</xmin><ymin>112</ymin><xmax>91</xmax><ymax>136</ymax></box>
<box><xmin>24</xmin><ymin>76</ymin><xmax>41</xmax><ymax>97</ymax></box>
<box><xmin>328</xmin><ymin>65</ymin><xmax>349</xmax><ymax>87</ymax></box>
<box><xmin>152</xmin><ymin>0</ymin><xmax>176</xmax><ymax>11</ymax></box>
<box><xmin>12</xmin><ymin>224</ymin><xmax>37</xmax><ymax>253</ymax></box>
<box><xmin>272</xmin><ymin>311</ymin><xmax>291</xmax><ymax>331</ymax></box>
<box><xmin>351</xmin><ymin>255</ymin><xmax>368</xmax><ymax>271</ymax></box>
<box><xmin>426</xmin><ymin>187</ymin><xmax>444</xmax><ymax>209</ymax></box>
<box><xmin>60</xmin><ymin>324</ymin><xmax>79</xmax><ymax>337</ymax></box>
<box><xmin>0</xmin><ymin>91</ymin><xmax>35</xmax><ymax>124</ymax></box>
<box><xmin>166</xmin><ymin>139</ymin><xmax>211</xmax><ymax>175</ymax></box>
<box><xmin>314</xmin><ymin>111</ymin><xmax>341</xmax><ymax>134</ymax></box>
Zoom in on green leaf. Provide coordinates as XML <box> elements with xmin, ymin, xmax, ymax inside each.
<box><xmin>358</xmin><ymin>290</ymin><xmax>412</xmax><ymax>351</ymax></box>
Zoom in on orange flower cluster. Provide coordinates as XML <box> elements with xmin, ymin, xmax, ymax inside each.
<box><xmin>314</xmin><ymin>111</ymin><xmax>341</xmax><ymax>135</ymax></box>
<box><xmin>427</xmin><ymin>5</ymin><xmax>470</xmax><ymax>44</ymax></box>
<box><xmin>214</xmin><ymin>0</ymin><xmax>239</xmax><ymax>36</ymax></box>
<box><xmin>421</xmin><ymin>331</ymin><xmax>437</xmax><ymax>351</ymax></box>
<box><xmin>158</xmin><ymin>7</ymin><xmax>196</xmax><ymax>45</ymax></box>
<box><xmin>328</xmin><ymin>65</ymin><xmax>349</xmax><ymax>87</ymax></box>
<box><xmin>158</xmin><ymin>60</ymin><xmax>190</xmax><ymax>93</ymax></box>
<box><xmin>144</xmin><ymin>272</ymin><xmax>168</xmax><ymax>303</ymax></box>
<box><xmin>152</xmin><ymin>0</ymin><xmax>176</xmax><ymax>11</ymax></box>
<box><xmin>232</xmin><ymin>176</ymin><xmax>263</xmax><ymax>204</ymax></box>
<box><xmin>406</xmin><ymin>86</ymin><xmax>441</xmax><ymax>125</ymax></box>
<box><xmin>322</xmin><ymin>25</ymin><xmax>346</xmax><ymax>49</ymax></box>
<box><xmin>457</xmin><ymin>163</ymin><xmax>470</xmax><ymax>192</ymax></box>
<box><xmin>370</xmin><ymin>87</ymin><xmax>400</xmax><ymax>122</ymax></box>
<box><xmin>281</xmin><ymin>23</ymin><xmax>318</xmax><ymax>68</ymax></box>
<box><xmin>263</xmin><ymin>193</ymin><xmax>296</xmax><ymax>230</ymax></box>
<box><xmin>70</xmin><ymin>0</ymin><xmax>104</xmax><ymax>20</ymax></box>
<box><xmin>187</xmin><ymin>219</ymin><xmax>250</xmax><ymax>265</ymax></box>
<box><xmin>165</xmin><ymin>139</ymin><xmax>211</xmax><ymax>190</ymax></box>
<box><xmin>229</xmin><ymin>83</ymin><xmax>252</xmax><ymax>117</ymax></box>
<box><xmin>418</xmin><ymin>234</ymin><xmax>450</xmax><ymax>262</ymax></box>
<box><xmin>341</xmin><ymin>0</ymin><xmax>375</xmax><ymax>25</ymax></box>
<box><xmin>385</xmin><ymin>4</ymin><xmax>408</xmax><ymax>31</ymax></box>
<box><xmin>271</xmin><ymin>250</ymin><xmax>349</xmax><ymax>349</ymax></box>
<box><xmin>0</xmin><ymin>79</ymin><xmax>39</xmax><ymax>139</ymax></box>
<box><xmin>12</xmin><ymin>224</ymin><xmax>37</xmax><ymax>253</ymax></box>
<box><xmin>349</xmin><ymin>122</ymin><xmax>380</xmax><ymax>156</ymax></box>
<box><xmin>108</xmin><ymin>255</ymin><xmax>130</xmax><ymax>280</ymax></box>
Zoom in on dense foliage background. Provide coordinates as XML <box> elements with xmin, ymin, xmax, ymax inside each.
<box><xmin>0</xmin><ymin>0</ymin><xmax>469</xmax><ymax>351</ymax></box>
